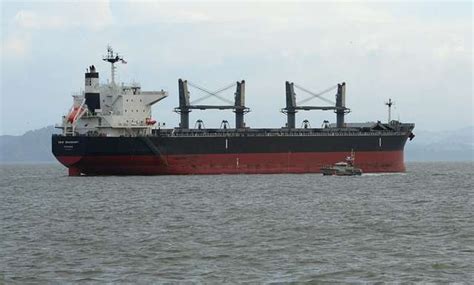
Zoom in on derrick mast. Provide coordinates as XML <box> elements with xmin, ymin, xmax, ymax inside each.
<box><xmin>385</xmin><ymin>98</ymin><xmax>394</xmax><ymax>123</ymax></box>
<box><xmin>335</xmin><ymin>83</ymin><xmax>346</xmax><ymax>128</ymax></box>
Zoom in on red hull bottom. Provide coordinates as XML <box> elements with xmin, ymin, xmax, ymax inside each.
<box><xmin>57</xmin><ymin>151</ymin><xmax>406</xmax><ymax>176</ymax></box>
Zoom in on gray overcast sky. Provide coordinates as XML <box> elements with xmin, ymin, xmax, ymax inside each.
<box><xmin>1</xmin><ymin>1</ymin><xmax>472</xmax><ymax>135</ymax></box>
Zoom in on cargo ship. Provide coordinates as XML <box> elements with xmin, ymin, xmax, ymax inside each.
<box><xmin>52</xmin><ymin>47</ymin><xmax>415</xmax><ymax>176</ymax></box>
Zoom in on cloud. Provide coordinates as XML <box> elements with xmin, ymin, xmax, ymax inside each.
<box><xmin>117</xmin><ymin>1</ymin><xmax>394</xmax><ymax>27</ymax></box>
<box><xmin>1</xmin><ymin>31</ymin><xmax>30</xmax><ymax>58</ymax></box>
<box><xmin>1</xmin><ymin>1</ymin><xmax>472</xmax><ymax>135</ymax></box>
<box><xmin>1</xmin><ymin>0</ymin><xmax>113</xmax><ymax>60</ymax></box>
<box><xmin>114</xmin><ymin>1</ymin><xmax>470</xmax><ymax>65</ymax></box>
<box><xmin>13</xmin><ymin>1</ymin><xmax>113</xmax><ymax>30</ymax></box>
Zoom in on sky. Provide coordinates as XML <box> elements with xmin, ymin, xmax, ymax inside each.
<box><xmin>1</xmin><ymin>0</ymin><xmax>472</xmax><ymax>135</ymax></box>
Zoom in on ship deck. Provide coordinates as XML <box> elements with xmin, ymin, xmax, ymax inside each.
<box><xmin>151</xmin><ymin>124</ymin><xmax>414</xmax><ymax>138</ymax></box>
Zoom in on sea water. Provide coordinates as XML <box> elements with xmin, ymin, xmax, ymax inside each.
<box><xmin>1</xmin><ymin>162</ymin><xmax>473</xmax><ymax>282</ymax></box>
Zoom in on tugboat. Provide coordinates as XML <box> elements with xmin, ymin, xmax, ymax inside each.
<box><xmin>321</xmin><ymin>150</ymin><xmax>363</xmax><ymax>176</ymax></box>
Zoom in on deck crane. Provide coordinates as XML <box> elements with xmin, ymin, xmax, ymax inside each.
<box><xmin>282</xmin><ymin>82</ymin><xmax>350</xmax><ymax>129</ymax></box>
<box><xmin>175</xmin><ymin>79</ymin><xmax>250</xmax><ymax>129</ymax></box>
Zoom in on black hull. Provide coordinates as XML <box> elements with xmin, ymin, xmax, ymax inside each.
<box><xmin>52</xmin><ymin>126</ymin><xmax>414</xmax><ymax>175</ymax></box>
<box><xmin>52</xmin><ymin>132</ymin><xmax>410</xmax><ymax>157</ymax></box>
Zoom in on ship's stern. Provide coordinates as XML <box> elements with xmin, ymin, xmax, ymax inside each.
<box><xmin>52</xmin><ymin>135</ymin><xmax>86</xmax><ymax>176</ymax></box>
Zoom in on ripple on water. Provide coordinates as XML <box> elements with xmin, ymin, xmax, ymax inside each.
<box><xmin>0</xmin><ymin>162</ymin><xmax>473</xmax><ymax>282</ymax></box>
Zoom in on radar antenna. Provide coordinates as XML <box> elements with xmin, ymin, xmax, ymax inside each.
<box><xmin>385</xmin><ymin>98</ymin><xmax>394</xmax><ymax>123</ymax></box>
<box><xmin>102</xmin><ymin>45</ymin><xmax>126</xmax><ymax>84</ymax></box>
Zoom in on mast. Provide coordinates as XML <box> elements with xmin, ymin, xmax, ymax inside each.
<box><xmin>102</xmin><ymin>46</ymin><xmax>125</xmax><ymax>84</ymax></box>
<box><xmin>385</xmin><ymin>98</ymin><xmax>394</xmax><ymax>123</ymax></box>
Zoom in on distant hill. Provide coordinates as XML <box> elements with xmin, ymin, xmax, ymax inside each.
<box><xmin>405</xmin><ymin>126</ymin><xmax>474</xmax><ymax>161</ymax></box>
<box><xmin>0</xmin><ymin>125</ymin><xmax>472</xmax><ymax>163</ymax></box>
<box><xmin>0</xmin><ymin>126</ymin><xmax>58</xmax><ymax>163</ymax></box>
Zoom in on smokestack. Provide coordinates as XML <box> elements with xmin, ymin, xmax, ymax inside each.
<box><xmin>84</xmin><ymin>65</ymin><xmax>100</xmax><ymax>113</ymax></box>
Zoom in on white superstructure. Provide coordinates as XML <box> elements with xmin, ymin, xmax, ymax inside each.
<box><xmin>60</xmin><ymin>47</ymin><xmax>167</xmax><ymax>137</ymax></box>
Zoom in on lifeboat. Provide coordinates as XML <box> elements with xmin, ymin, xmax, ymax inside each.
<box><xmin>67</xmin><ymin>106</ymin><xmax>85</xmax><ymax>123</ymax></box>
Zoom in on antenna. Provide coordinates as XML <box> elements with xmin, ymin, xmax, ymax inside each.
<box><xmin>385</xmin><ymin>98</ymin><xmax>394</xmax><ymax>123</ymax></box>
<box><xmin>102</xmin><ymin>45</ymin><xmax>126</xmax><ymax>84</ymax></box>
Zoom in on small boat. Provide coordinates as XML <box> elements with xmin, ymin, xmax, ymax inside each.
<box><xmin>321</xmin><ymin>150</ymin><xmax>362</xmax><ymax>176</ymax></box>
